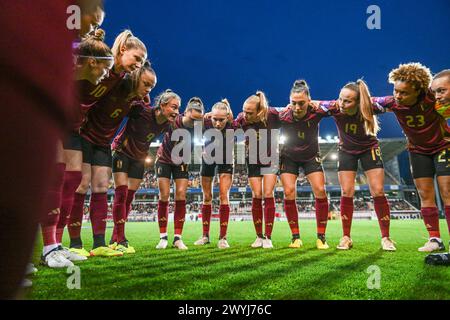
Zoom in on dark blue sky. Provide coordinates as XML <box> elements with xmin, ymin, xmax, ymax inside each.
<box><xmin>103</xmin><ymin>0</ymin><xmax>450</xmax><ymax>139</ymax></box>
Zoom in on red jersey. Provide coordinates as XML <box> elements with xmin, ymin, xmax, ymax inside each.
<box><xmin>74</xmin><ymin>68</ymin><xmax>126</xmax><ymax>132</ymax></box>
<box><xmin>113</xmin><ymin>104</ymin><xmax>171</xmax><ymax>160</ymax></box>
<box><xmin>203</xmin><ymin>118</ymin><xmax>235</xmax><ymax>165</ymax></box>
<box><xmin>279</xmin><ymin>106</ymin><xmax>330</xmax><ymax>162</ymax></box>
<box><xmin>234</xmin><ymin>107</ymin><xmax>281</xmax><ymax>165</ymax></box>
<box><xmin>80</xmin><ymin>79</ymin><xmax>140</xmax><ymax>146</ymax></box>
<box><xmin>373</xmin><ymin>93</ymin><xmax>450</xmax><ymax>154</ymax></box>
<box><xmin>320</xmin><ymin>101</ymin><xmax>383</xmax><ymax>155</ymax></box>
<box><xmin>0</xmin><ymin>1</ymin><xmax>75</xmax><ymax>132</ymax></box>
<box><xmin>157</xmin><ymin>115</ymin><xmax>197</xmax><ymax>165</ymax></box>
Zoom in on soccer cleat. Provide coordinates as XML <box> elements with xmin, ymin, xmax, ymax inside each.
<box><xmin>25</xmin><ymin>263</ymin><xmax>37</xmax><ymax>276</ymax></box>
<box><xmin>69</xmin><ymin>247</ymin><xmax>91</xmax><ymax>257</ymax></box>
<box><xmin>251</xmin><ymin>237</ymin><xmax>264</xmax><ymax>248</ymax></box>
<box><xmin>381</xmin><ymin>237</ymin><xmax>397</xmax><ymax>251</ymax></box>
<box><xmin>262</xmin><ymin>238</ymin><xmax>273</xmax><ymax>249</ymax></box>
<box><xmin>89</xmin><ymin>246</ymin><xmax>123</xmax><ymax>257</ymax></box>
<box><xmin>218</xmin><ymin>238</ymin><xmax>230</xmax><ymax>249</ymax></box>
<box><xmin>41</xmin><ymin>249</ymin><xmax>74</xmax><ymax>268</ymax></box>
<box><xmin>116</xmin><ymin>244</ymin><xmax>136</xmax><ymax>254</ymax></box>
<box><xmin>194</xmin><ymin>236</ymin><xmax>210</xmax><ymax>246</ymax></box>
<box><xmin>316</xmin><ymin>238</ymin><xmax>330</xmax><ymax>250</ymax></box>
<box><xmin>156</xmin><ymin>238</ymin><xmax>168</xmax><ymax>249</ymax></box>
<box><xmin>418</xmin><ymin>238</ymin><xmax>446</xmax><ymax>252</ymax></box>
<box><xmin>21</xmin><ymin>278</ymin><xmax>32</xmax><ymax>288</ymax></box>
<box><xmin>289</xmin><ymin>238</ymin><xmax>303</xmax><ymax>249</ymax></box>
<box><xmin>173</xmin><ymin>239</ymin><xmax>188</xmax><ymax>250</ymax></box>
<box><xmin>108</xmin><ymin>242</ymin><xmax>118</xmax><ymax>250</ymax></box>
<box><xmin>58</xmin><ymin>246</ymin><xmax>88</xmax><ymax>261</ymax></box>
<box><xmin>336</xmin><ymin>236</ymin><xmax>353</xmax><ymax>250</ymax></box>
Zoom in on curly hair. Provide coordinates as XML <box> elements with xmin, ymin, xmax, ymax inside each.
<box><xmin>388</xmin><ymin>62</ymin><xmax>432</xmax><ymax>93</ymax></box>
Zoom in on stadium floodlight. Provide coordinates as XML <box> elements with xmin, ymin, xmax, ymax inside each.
<box><xmin>279</xmin><ymin>135</ymin><xmax>287</xmax><ymax>144</ymax></box>
<box><xmin>145</xmin><ymin>157</ymin><xmax>152</xmax><ymax>164</ymax></box>
<box><xmin>326</xmin><ymin>135</ymin><xmax>332</xmax><ymax>141</ymax></box>
<box><xmin>330</xmin><ymin>153</ymin><xmax>338</xmax><ymax>160</ymax></box>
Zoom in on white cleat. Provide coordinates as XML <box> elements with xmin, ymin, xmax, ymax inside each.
<box><xmin>336</xmin><ymin>236</ymin><xmax>353</xmax><ymax>250</ymax></box>
<box><xmin>251</xmin><ymin>237</ymin><xmax>264</xmax><ymax>248</ymax></box>
<box><xmin>218</xmin><ymin>239</ymin><xmax>230</xmax><ymax>249</ymax></box>
<box><xmin>25</xmin><ymin>263</ymin><xmax>37</xmax><ymax>275</ymax></box>
<box><xmin>59</xmin><ymin>247</ymin><xmax>87</xmax><ymax>261</ymax></box>
<box><xmin>418</xmin><ymin>238</ymin><xmax>445</xmax><ymax>252</ymax></box>
<box><xmin>21</xmin><ymin>278</ymin><xmax>32</xmax><ymax>288</ymax></box>
<box><xmin>156</xmin><ymin>238</ymin><xmax>168</xmax><ymax>249</ymax></box>
<box><xmin>173</xmin><ymin>239</ymin><xmax>188</xmax><ymax>250</ymax></box>
<box><xmin>42</xmin><ymin>250</ymin><xmax>74</xmax><ymax>268</ymax></box>
<box><xmin>194</xmin><ymin>236</ymin><xmax>210</xmax><ymax>246</ymax></box>
<box><xmin>262</xmin><ymin>238</ymin><xmax>273</xmax><ymax>249</ymax></box>
<box><xmin>381</xmin><ymin>237</ymin><xmax>397</xmax><ymax>251</ymax></box>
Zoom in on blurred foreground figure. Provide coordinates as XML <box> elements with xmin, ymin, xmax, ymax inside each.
<box><xmin>0</xmin><ymin>1</ymin><xmax>74</xmax><ymax>299</ymax></box>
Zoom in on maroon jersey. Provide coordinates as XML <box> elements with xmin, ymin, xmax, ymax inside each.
<box><xmin>80</xmin><ymin>79</ymin><xmax>140</xmax><ymax>146</ymax></box>
<box><xmin>74</xmin><ymin>68</ymin><xmax>126</xmax><ymax>133</ymax></box>
<box><xmin>113</xmin><ymin>104</ymin><xmax>171</xmax><ymax>160</ymax></box>
<box><xmin>373</xmin><ymin>93</ymin><xmax>450</xmax><ymax>154</ymax></box>
<box><xmin>0</xmin><ymin>1</ymin><xmax>75</xmax><ymax>131</ymax></box>
<box><xmin>203</xmin><ymin>118</ymin><xmax>235</xmax><ymax>164</ymax></box>
<box><xmin>279</xmin><ymin>106</ymin><xmax>330</xmax><ymax>162</ymax></box>
<box><xmin>157</xmin><ymin>115</ymin><xmax>197</xmax><ymax>165</ymax></box>
<box><xmin>320</xmin><ymin>101</ymin><xmax>382</xmax><ymax>155</ymax></box>
<box><xmin>234</xmin><ymin>107</ymin><xmax>281</xmax><ymax>165</ymax></box>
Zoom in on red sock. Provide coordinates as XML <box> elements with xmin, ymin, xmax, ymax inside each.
<box><xmin>43</xmin><ymin>163</ymin><xmax>65</xmax><ymax>217</ymax></box>
<box><xmin>445</xmin><ymin>206</ymin><xmax>450</xmax><ymax>235</ymax></box>
<box><xmin>201</xmin><ymin>204</ymin><xmax>212</xmax><ymax>236</ymax></box>
<box><xmin>41</xmin><ymin>163</ymin><xmax>65</xmax><ymax>246</ymax></box>
<box><xmin>264</xmin><ymin>198</ymin><xmax>275</xmax><ymax>238</ymax></box>
<box><xmin>158</xmin><ymin>200</ymin><xmax>169</xmax><ymax>234</ymax></box>
<box><xmin>421</xmin><ymin>207</ymin><xmax>441</xmax><ymax>238</ymax></box>
<box><xmin>125</xmin><ymin>189</ymin><xmax>137</xmax><ymax>220</ymax></box>
<box><xmin>174</xmin><ymin>200</ymin><xmax>186</xmax><ymax>235</ymax></box>
<box><xmin>340</xmin><ymin>196</ymin><xmax>354</xmax><ymax>237</ymax></box>
<box><xmin>41</xmin><ymin>210</ymin><xmax>61</xmax><ymax>247</ymax></box>
<box><xmin>315</xmin><ymin>197</ymin><xmax>329</xmax><ymax>235</ymax></box>
<box><xmin>112</xmin><ymin>186</ymin><xmax>128</xmax><ymax>243</ymax></box>
<box><xmin>56</xmin><ymin>170</ymin><xmax>82</xmax><ymax>243</ymax></box>
<box><xmin>284</xmin><ymin>199</ymin><xmax>299</xmax><ymax>236</ymax></box>
<box><xmin>373</xmin><ymin>196</ymin><xmax>391</xmax><ymax>238</ymax></box>
<box><xmin>68</xmin><ymin>192</ymin><xmax>86</xmax><ymax>240</ymax></box>
<box><xmin>252</xmin><ymin>198</ymin><xmax>263</xmax><ymax>237</ymax></box>
<box><xmin>219</xmin><ymin>204</ymin><xmax>230</xmax><ymax>239</ymax></box>
<box><xmin>90</xmin><ymin>193</ymin><xmax>108</xmax><ymax>236</ymax></box>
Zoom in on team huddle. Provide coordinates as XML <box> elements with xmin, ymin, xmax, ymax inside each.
<box><xmin>38</xmin><ymin>1</ymin><xmax>450</xmax><ymax>269</ymax></box>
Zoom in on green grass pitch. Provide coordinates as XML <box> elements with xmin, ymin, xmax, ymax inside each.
<box><xmin>29</xmin><ymin>219</ymin><xmax>450</xmax><ymax>300</ymax></box>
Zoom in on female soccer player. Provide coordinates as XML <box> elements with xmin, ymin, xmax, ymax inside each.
<box><xmin>69</xmin><ymin>61</ymin><xmax>156</xmax><ymax>257</ymax></box>
<box><xmin>279</xmin><ymin>80</ymin><xmax>330</xmax><ymax>250</ymax></box>
<box><xmin>155</xmin><ymin>97</ymin><xmax>205</xmax><ymax>250</ymax></box>
<box><xmin>65</xmin><ymin>30</ymin><xmax>148</xmax><ymax>257</ymax></box>
<box><xmin>195</xmin><ymin>99</ymin><xmax>234</xmax><ymax>249</ymax></box>
<box><xmin>431</xmin><ymin>70</ymin><xmax>450</xmax><ymax>119</ymax></box>
<box><xmin>375</xmin><ymin>63</ymin><xmax>450</xmax><ymax>252</ymax></box>
<box><xmin>0</xmin><ymin>0</ymin><xmax>75</xmax><ymax>298</ymax></box>
<box><xmin>235</xmin><ymin>91</ymin><xmax>281</xmax><ymax>249</ymax></box>
<box><xmin>39</xmin><ymin>29</ymin><xmax>114</xmax><ymax>268</ymax></box>
<box><xmin>109</xmin><ymin>89</ymin><xmax>181</xmax><ymax>253</ymax></box>
<box><xmin>319</xmin><ymin>80</ymin><xmax>396</xmax><ymax>251</ymax></box>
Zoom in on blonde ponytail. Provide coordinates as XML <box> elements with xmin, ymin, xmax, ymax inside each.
<box><xmin>112</xmin><ymin>30</ymin><xmax>147</xmax><ymax>64</ymax></box>
<box><xmin>357</xmin><ymin>79</ymin><xmax>379</xmax><ymax>136</ymax></box>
